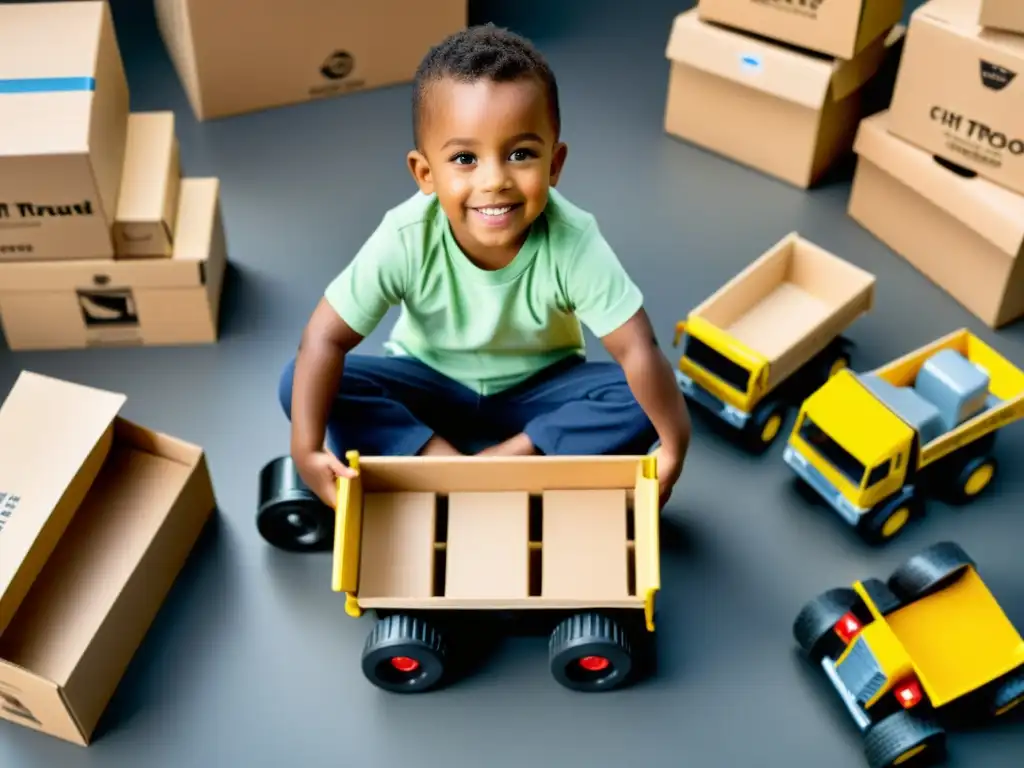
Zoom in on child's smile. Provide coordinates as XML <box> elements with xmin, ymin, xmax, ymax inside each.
<box><xmin>408</xmin><ymin>77</ymin><xmax>567</xmax><ymax>269</ymax></box>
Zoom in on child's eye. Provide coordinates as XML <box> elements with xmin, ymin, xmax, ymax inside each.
<box><xmin>509</xmin><ymin>148</ymin><xmax>536</xmax><ymax>161</ymax></box>
<box><xmin>450</xmin><ymin>152</ymin><xmax>475</xmax><ymax>165</ymax></box>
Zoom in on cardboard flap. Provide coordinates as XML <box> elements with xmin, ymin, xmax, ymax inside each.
<box><xmin>665</xmin><ymin>10</ymin><xmax>834</xmax><ymax>110</ymax></box>
<box><xmin>855</xmin><ymin>111</ymin><xmax>1024</xmax><ymax>257</ymax></box>
<box><xmin>830</xmin><ymin>24</ymin><xmax>904</xmax><ymax>102</ymax></box>
<box><xmin>0</xmin><ymin>372</ymin><xmax>125</xmax><ymax>636</ymax></box>
<box><xmin>0</xmin><ymin>661</ymin><xmax>85</xmax><ymax>745</ymax></box>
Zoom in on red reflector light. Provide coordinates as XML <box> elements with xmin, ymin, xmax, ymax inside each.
<box><xmin>834</xmin><ymin>612</ymin><xmax>862</xmax><ymax>643</ymax></box>
<box><xmin>895</xmin><ymin>680</ymin><xmax>923</xmax><ymax>709</ymax></box>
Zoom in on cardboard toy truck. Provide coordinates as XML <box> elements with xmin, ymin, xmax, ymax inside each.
<box><xmin>783</xmin><ymin>328</ymin><xmax>1024</xmax><ymax>544</ymax></box>
<box><xmin>793</xmin><ymin>541</ymin><xmax>1024</xmax><ymax>768</ymax></box>
<box><xmin>257</xmin><ymin>452</ymin><xmax>661</xmax><ymax>693</ymax></box>
<box><xmin>673</xmin><ymin>233</ymin><xmax>877</xmax><ymax>452</ymax></box>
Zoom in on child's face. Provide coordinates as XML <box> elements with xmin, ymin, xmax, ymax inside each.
<box><xmin>407</xmin><ymin>76</ymin><xmax>567</xmax><ymax>263</ymax></box>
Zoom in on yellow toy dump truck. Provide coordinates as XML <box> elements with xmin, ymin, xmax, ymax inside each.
<box><xmin>783</xmin><ymin>328</ymin><xmax>1024</xmax><ymax>544</ymax></box>
<box><xmin>673</xmin><ymin>232</ymin><xmax>876</xmax><ymax>453</ymax></box>
<box><xmin>793</xmin><ymin>541</ymin><xmax>1024</xmax><ymax>768</ymax></box>
<box><xmin>257</xmin><ymin>452</ymin><xmax>661</xmax><ymax>693</ymax></box>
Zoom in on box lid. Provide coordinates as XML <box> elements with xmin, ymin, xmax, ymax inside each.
<box><xmin>854</xmin><ymin>111</ymin><xmax>1024</xmax><ymax>256</ymax></box>
<box><xmin>0</xmin><ymin>372</ymin><xmax>126</xmax><ymax>636</ymax></box>
<box><xmin>665</xmin><ymin>10</ymin><xmax>888</xmax><ymax>109</ymax></box>
<box><xmin>0</xmin><ymin>1</ymin><xmax>108</xmax><ymax>157</ymax></box>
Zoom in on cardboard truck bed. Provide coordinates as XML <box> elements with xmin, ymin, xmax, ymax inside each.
<box><xmin>333</xmin><ymin>455</ymin><xmax>660</xmax><ymax>615</ymax></box>
<box><xmin>691</xmin><ymin>233</ymin><xmax>876</xmax><ymax>389</ymax></box>
<box><xmin>0</xmin><ymin>371</ymin><xmax>216</xmax><ymax>745</ymax></box>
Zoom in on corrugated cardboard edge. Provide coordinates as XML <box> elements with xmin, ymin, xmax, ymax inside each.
<box><xmin>153</xmin><ymin>0</ymin><xmax>205</xmax><ymax>120</ymax></box>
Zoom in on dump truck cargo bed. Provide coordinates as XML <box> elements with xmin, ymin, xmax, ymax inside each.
<box><xmin>692</xmin><ymin>233</ymin><xmax>876</xmax><ymax>389</ymax></box>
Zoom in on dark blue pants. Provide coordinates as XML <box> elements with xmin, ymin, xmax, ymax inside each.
<box><xmin>277</xmin><ymin>353</ymin><xmax>656</xmax><ymax>457</ymax></box>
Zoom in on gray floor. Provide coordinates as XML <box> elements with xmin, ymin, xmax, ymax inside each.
<box><xmin>2</xmin><ymin>1</ymin><xmax>1023</xmax><ymax>766</ymax></box>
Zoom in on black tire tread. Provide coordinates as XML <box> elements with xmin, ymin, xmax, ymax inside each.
<box><xmin>888</xmin><ymin>541</ymin><xmax>975</xmax><ymax>601</ymax></box>
<box><xmin>864</xmin><ymin>711</ymin><xmax>945</xmax><ymax>768</ymax></box>
<box><xmin>366</xmin><ymin>614</ymin><xmax>445</xmax><ymax>656</ymax></box>
<box><xmin>549</xmin><ymin>612</ymin><xmax>630</xmax><ymax>657</ymax></box>
<box><xmin>793</xmin><ymin>588</ymin><xmax>859</xmax><ymax>659</ymax></box>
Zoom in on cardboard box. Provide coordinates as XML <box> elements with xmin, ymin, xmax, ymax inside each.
<box><xmin>888</xmin><ymin>0</ymin><xmax>1024</xmax><ymax>196</ymax></box>
<box><xmin>0</xmin><ymin>1</ymin><xmax>130</xmax><ymax>262</ymax></box>
<box><xmin>696</xmin><ymin>0</ymin><xmax>905</xmax><ymax>60</ymax></box>
<box><xmin>980</xmin><ymin>0</ymin><xmax>1024</xmax><ymax>35</ymax></box>
<box><xmin>663</xmin><ymin>10</ymin><xmax>900</xmax><ymax>189</ymax></box>
<box><xmin>113</xmin><ymin>112</ymin><xmax>182</xmax><ymax>259</ymax></box>
<box><xmin>154</xmin><ymin>0</ymin><xmax>468</xmax><ymax>121</ymax></box>
<box><xmin>0</xmin><ymin>371</ymin><xmax>216</xmax><ymax>745</ymax></box>
<box><xmin>0</xmin><ymin>179</ymin><xmax>227</xmax><ymax>351</ymax></box>
<box><xmin>849</xmin><ymin>111</ymin><xmax>1024</xmax><ymax>328</ymax></box>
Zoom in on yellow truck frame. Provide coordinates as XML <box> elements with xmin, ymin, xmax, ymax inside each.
<box><xmin>783</xmin><ymin>328</ymin><xmax>1024</xmax><ymax>543</ymax></box>
<box><xmin>330</xmin><ymin>452</ymin><xmax>661</xmax><ymax>693</ymax></box>
<box><xmin>793</xmin><ymin>541</ymin><xmax>1024</xmax><ymax>768</ymax></box>
<box><xmin>673</xmin><ymin>232</ymin><xmax>876</xmax><ymax>453</ymax></box>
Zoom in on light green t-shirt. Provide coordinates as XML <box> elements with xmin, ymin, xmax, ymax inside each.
<box><xmin>324</xmin><ymin>188</ymin><xmax>643</xmax><ymax>396</ymax></box>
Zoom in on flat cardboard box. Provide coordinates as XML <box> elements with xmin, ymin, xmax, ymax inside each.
<box><xmin>0</xmin><ymin>178</ymin><xmax>227</xmax><ymax>351</ymax></box>
<box><xmin>663</xmin><ymin>10</ymin><xmax>901</xmax><ymax>189</ymax></box>
<box><xmin>0</xmin><ymin>371</ymin><xmax>216</xmax><ymax>745</ymax></box>
<box><xmin>154</xmin><ymin>0</ymin><xmax>468</xmax><ymax>121</ymax></box>
<box><xmin>697</xmin><ymin>0</ymin><xmax>905</xmax><ymax>60</ymax></box>
<box><xmin>888</xmin><ymin>0</ymin><xmax>1024</xmax><ymax>196</ymax></box>
<box><xmin>980</xmin><ymin>0</ymin><xmax>1024</xmax><ymax>35</ymax></box>
<box><xmin>0</xmin><ymin>1</ymin><xmax>130</xmax><ymax>262</ymax></box>
<box><xmin>113</xmin><ymin>112</ymin><xmax>182</xmax><ymax>259</ymax></box>
<box><xmin>849</xmin><ymin>111</ymin><xmax>1024</xmax><ymax>328</ymax></box>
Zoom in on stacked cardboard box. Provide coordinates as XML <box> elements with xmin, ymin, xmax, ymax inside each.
<box><xmin>662</xmin><ymin>1</ymin><xmax>906</xmax><ymax>189</ymax></box>
<box><xmin>980</xmin><ymin>0</ymin><xmax>1024</xmax><ymax>35</ymax></box>
<box><xmin>848</xmin><ymin>0</ymin><xmax>1024</xmax><ymax>329</ymax></box>
<box><xmin>154</xmin><ymin>0</ymin><xmax>468</xmax><ymax>121</ymax></box>
<box><xmin>0</xmin><ymin>370</ymin><xmax>217</xmax><ymax>746</ymax></box>
<box><xmin>0</xmin><ymin>1</ymin><xmax>228</xmax><ymax>351</ymax></box>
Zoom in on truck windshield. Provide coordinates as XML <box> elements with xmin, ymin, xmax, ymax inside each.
<box><xmin>798</xmin><ymin>415</ymin><xmax>866</xmax><ymax>486</ymax></box>
<box><xmin>683</xmin><ymin>336</ymin><xmax>752</xmax><ymax>393</ymax></box>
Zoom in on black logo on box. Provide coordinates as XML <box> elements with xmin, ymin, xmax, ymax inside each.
<box><xmin>751</xmin><ymin>0</ymin><xmax>825</xmax><ymax>18</ymax></box>
<box><xmin>930</xmin><ymin>106</ymin><xmax>1024</xmax><ymax>169</ymax></box>
<box><xmin>980</xmin><ymin>60</ymin><xmax>1017</xmax><ymax>91</ymax></box>
<box><xmin>0</xmin><ymin>491</ymin><xmax>21</xmax><ymax>534</ymax></box>
<box><xmin>321</xmin><ymin>51</ymin><xmax>355</xmax><ymax>80</ymax></box>
<box><xmin>0</xmin><ymin>690</ymin><xmax>40</xmax><ymax>726</ymax></box>
<box><xmin>77</xmin><ymin>288</ymin><xmax>138</xmax><ymax>327</ymax></box>
<box><xmin>0</xmin><ymin>200</ymin><xmax>95</xmax><ymax>221</ymax></box>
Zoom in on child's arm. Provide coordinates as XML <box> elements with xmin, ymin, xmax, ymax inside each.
<box><xmin>291</xmin><ymin>299</ymin><xmax>364</xmax><ymax>506</ymax></box>
<box><xmin>602</xmin><ymin>308</ymin><xmax>692</xmax><ymax>505</ymax></box>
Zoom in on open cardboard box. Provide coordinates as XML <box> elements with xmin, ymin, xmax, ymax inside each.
<box><xmin>154</xmin><ymin>0</ymin><xmax>468</xmax><ymax>121</ymax></box>
<box><xmin>980</xmin><ymin>0</ymin><xmax>1024</xmax><ymax>35</ymax></box>
<box><xmin>849</xmin><ymin>111</ymin><xmax>1024</xmax><ymax>329</ymax></box>
<box><xmin>0</xmin><ymin>1</ymin><xmax>129</xmax><ymax>262</ymax></box>
<box><xmin>888</xmin><ymin>0</ymin><xmax>1024</xmax><ymax>196</ymax></box>
<box><xmin>696</xmin><ymin>0</ymin><xmax>904</xmax><ymax>60</ymax></box>
<box><xmin>0</xmin><ymin>371</ymin><xmax>216</xmax><ymax>745</ymax></box>
<box><xmin>663</xmin><ymin>9</ymin><xmax>903</xmax><ymax>189</ymax></box>
<box><xmin>0</xmin><ymin>178</ymin><xmax>227</xmax><ymax>351</ymax></box>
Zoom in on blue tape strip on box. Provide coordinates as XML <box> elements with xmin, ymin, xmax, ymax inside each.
<box><xmin>0</xmin><ymin>77</ymin><xmax>96</xmax><ymax>94</ymax></box>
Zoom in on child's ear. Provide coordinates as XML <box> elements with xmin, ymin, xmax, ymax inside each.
<box><xmin>549</xmin><ymin>141</ymin><xmax>568</xmax><ymax>186</ymax></box>
<box><xmin>407</xmin><ymin>150</ymin><xmax>434</xmax><ymax>195</ymax></box>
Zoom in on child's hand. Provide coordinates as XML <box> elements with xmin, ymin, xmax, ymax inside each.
<box><xmin>295</xmin><ymin>449</ymin><xmax>358</xmax><ymax>509</ymax></box>
<box><xmin>656</xmin><ymin>446</ymin><xmax>684</xmax><ymax>508</ymax></box>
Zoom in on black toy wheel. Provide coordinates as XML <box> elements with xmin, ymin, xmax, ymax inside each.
<box><xmin>992</xmin><ymin>668</ymin><xmax>1024</xmax><ymax>718</ymax></box>
<box><xmin>858</xmin><ymin>490</ymin><xmax>921</xmax><ymax>545</ymax></box>
<box><xmin>887</xmin><ymin>541</ymin><xmax>975</xmax><ymax>602</ymax></box>
<box><xmin>864</xmin><ymin>711</ymin><xmax>946</xmax><ymax>768</ymax></box>
<box><xmin>549</xmin><ymin>613</ymin><xmax>633</xmax><ymax>692</ymax></box>
<box><xmin>745</xmin><ymin>399</ymin><xmax>786</xmax><ymax>454</ymax></box>
<box><xmin>793</xmin><ymin>587</ymin><xmax>860</xmax><ymax>663</ymax></box>
<box><xmin>257</xmin><ymin>456</ymin><xmax>334</xmax><ymax>552</ymax></box>
<box><xmin>947</xmin><ymin>454</ymin><xmax>998</xmax><ymax>505</ymax></box>
<box><xmin>817</xmin><ymin>344</ymin><xmax>852</xmax><ymax>387</ymax></box>
<box><xmin>361</xmin><ymin>614</ymin><xmax>447</xmax><ymax>693</ymax></box>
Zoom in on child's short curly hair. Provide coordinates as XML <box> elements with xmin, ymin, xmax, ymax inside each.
<box><xmin>412</xmin><ymin>24</ymin><xmax>561</xmax><ymax>147</ymax></box>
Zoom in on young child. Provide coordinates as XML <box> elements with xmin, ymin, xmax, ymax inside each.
<box><xmin>280</xmin><ymin>24</ymin><xmax>691</xmax><ymax>508</ymax></box>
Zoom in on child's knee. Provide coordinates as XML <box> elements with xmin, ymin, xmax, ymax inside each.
<box><xmin>277</xmin><ymin>357</ymin><xmax>297</xmax><ymax>419</ymax></box>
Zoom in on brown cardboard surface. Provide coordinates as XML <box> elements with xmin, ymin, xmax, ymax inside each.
<box><xmin>0</xmin><ymin>178</ymin><xmax>227</xmax><ymax>351</ymax></box>
<box><xmin>445</xmin><ymin>492</ymin><xmax>530</xmax><ymax>599</ymax></box>
<box><xmin>0</xmin><ymin>1</ymin><xmax>130</xmax><ymax>262</ymax></box>
<box><xmin>849</xmin><ymin>111</ymin><xmax>1024</xmax><ymax>328</ymax></box>
<box><xmin>154</xmin><ymin>0</ymin><xmax>467</xmax><ymax>121</ymax></box>
<box><xmin>691</xmin><ymin>232</ymin><xmax>876</xmax><ymax>388</ymax></box>
<box><xmin>663</xmin><ymin>10</ymin><xmax>899</xmax><ymax>189</ymax></box>
<box><xmin>697</xmin><ymin>0</ymin><xmax>905</xmax><ymax>60</ymax></box>
<box><xmin>889</xmin><ymin>0</ymin><xmax>1024</xmax><ymax>196</ymax></box>
<box><xmin>113</xmin><ymin>112</ymin><xmax>181</xmax><ymax>259</ymax></box>
<box><xmin>980</xmin><ymin>0</ymin><xmax>1024</xmax><ymax>35</ymax></box>
<box><xmin>0</xmin><ymin>372</ymin><xmax>216</xmax><ymax>745</ymax></box>
<box><xmin>0</xmin><ymin>373</ymin><xmax>125</xmax><ymax>637</ymax></box>
<box><xmin>356</xmin><ymin>492</ymin><xmax>436</xmax><ymax>601</ymax></box>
